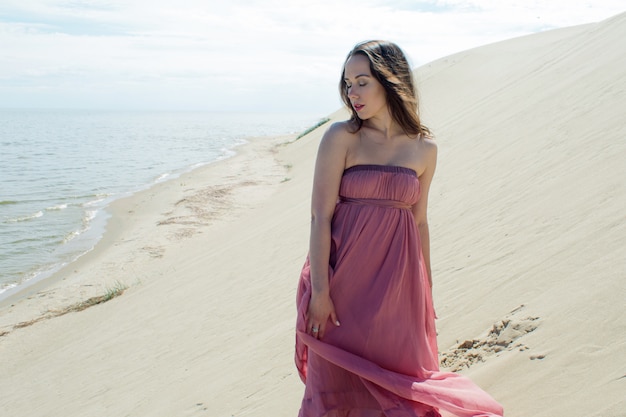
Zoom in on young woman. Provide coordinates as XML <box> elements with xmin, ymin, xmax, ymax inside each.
<box><xmin>295</xmin><ymin>40</ymin><xmax>503</xmax><ymax>417</ymax></box>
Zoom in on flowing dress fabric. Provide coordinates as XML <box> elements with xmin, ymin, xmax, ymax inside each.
<box><xmin>295</xmin><ymin>165</ymin><xmax>503</xmax><ymax>417</ymax></box>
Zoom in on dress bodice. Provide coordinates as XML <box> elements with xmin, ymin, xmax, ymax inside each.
<box><xmin>339</xmin><ymin>164</ymin><xmax>420</xmax><ymax>208</ymax></box>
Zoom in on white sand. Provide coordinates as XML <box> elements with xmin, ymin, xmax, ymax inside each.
<box><xmin>1</xmin><ymin>12</ymin><xmax>625</xmax><ymax>417</ymax></box>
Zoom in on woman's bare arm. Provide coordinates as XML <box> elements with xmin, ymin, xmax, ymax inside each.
<box><xmin>307</xmin><ymin>122</ymin><xmax>351</xmax><ymax>338</ymax></box>
<box><xmin>411</xmin><ymin>139</ymin><xmax>438</xmax><ymax>287</ymax></box>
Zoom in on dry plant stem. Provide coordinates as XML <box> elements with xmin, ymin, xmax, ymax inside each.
<box><xmin>1</xmin><ymin>282</ymin><xmax>128</xmax><ymax>336</ymax></box>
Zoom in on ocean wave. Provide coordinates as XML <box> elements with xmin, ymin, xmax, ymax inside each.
<box><xmin>83</xmin><ymin>196</ymin><xmax>107</xmax><ymax>208</ymax></box>
<box><xmin>0</xmin><ymin>282</ymin><xmax>18</xmax><ymax>295</ymax></box>
<box><xmin>63</xmin><ymin>209</ymin><xmax>98</xmax><ymax>244</ymax></box>
<box><xmin>0</xmin><ymin>200</ymin><xmax>19</xmax><ymax>205</ymax></box>
<box><xmin>62</xmin><ymin>229</ymin><xmax>81</xmax><ymax>244</ymax></box>
<box><xmin>155</xmin><ymin>172</ymin><xmax>171</xmax><ymax>182</ymax></box>
<box><xmin>6</xmin><ymin>211</ymin><xmax>43</xmax><ymax>223</ymax></box>
<box><xmin>84</xmin><ymin>210</ymin><xmax>97</xmax><ymax>223</ymax></box>
<box><xmin>46</xmin><ymin>203</ymin><xmax>68</xmax><ymax>211</ymax></box>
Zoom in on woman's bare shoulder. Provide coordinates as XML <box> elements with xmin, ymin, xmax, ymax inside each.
<box><xmin>421</xmin><ymin>136</ymin><xmax>437</xmax><ymax>154</ymax></box>
<box><xmin>319</xmin><ymin>120</ymin><xmax>359</xmax><ymax>150</ymax></box>
<box><xmin>413</xmin><ymin>134</ymin><xmax>437</xmax><ymax>156</ymax></box>
<box><xmin>324</xmin><ymin>120</ymin><xmax>358</xmax><ymax>138</ymax></box>
<box><xmin>416</xmin><ymin>132</ymin><xmax>435</xmax><ymax>145</ymax></box>
<box><xmin>408</xmin><ymin>135</ymin><xmax>437</xmax><ymax>176</ymax></box>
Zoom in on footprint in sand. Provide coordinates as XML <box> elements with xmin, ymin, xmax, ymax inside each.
<box><xmin>440</xmin><ymin>304</ymin><xmax>541</xmax><ymax>371</ymax></box>
<box><xmin>141</xmin><ymin>245</ymin><xmax>165</xmax><ymax>258</ymax></box>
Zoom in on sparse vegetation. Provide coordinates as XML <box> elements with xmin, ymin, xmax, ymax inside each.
<box><xmin>1</xmin><ymin>281</ymin><xmax>128</xmax><ymax>337</ymax></box>
<box><xmin>296</xmin><ymin>117</ymin><xmax>330</xmax><ymax>139</ymax></box>
<box><xmin>73</xmin><ymin>280</ymin><xmax>128</xmax><ymax>311</ymax></box>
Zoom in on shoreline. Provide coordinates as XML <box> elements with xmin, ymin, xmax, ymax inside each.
<box><xmin>0</xmin><ymin>122</ymin><xmax>322</xmax><ymax>414</ymax></box>
<box><xmin>0</xmin><ymin>110</ymin><xmax>323</xmax><ymax>302</ymax></box>
<box><xmin>0</xmin><ymin>133</ymin><xmax>297</xmax><ymax>329</ymax></box>
<box><xmin>0</xmin><ymin>139</ymin><xmax>247</xmax><ymax>305</ymax></box>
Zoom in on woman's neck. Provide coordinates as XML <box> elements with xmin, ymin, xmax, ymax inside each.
<box><xmin>363</xmin><ymin>111</ymin><xmax>402</xmax><ymax>140</ymax></box>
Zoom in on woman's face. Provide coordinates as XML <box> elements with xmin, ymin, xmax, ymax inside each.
<box><xmin>343</xmin><ymin>54</ymin><xmax>387</xmax><ymax>121</ymax></box>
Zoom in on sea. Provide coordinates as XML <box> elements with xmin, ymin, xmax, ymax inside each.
<box><xmin>0</xmin><ymin>109</ymin><xmax>324</xmax><ymax>299</ymax></box>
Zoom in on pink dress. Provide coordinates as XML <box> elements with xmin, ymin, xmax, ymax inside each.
<box><xmin>295</xmin><ymin>165</ymin><xmax>503</xmax><ymax>417</ymax></box>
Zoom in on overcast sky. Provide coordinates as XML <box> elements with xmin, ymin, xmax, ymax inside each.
<box><xmin>0</xmin><ymin>0</ymin><xmax>623</xmax><ymax>114</ymax></box>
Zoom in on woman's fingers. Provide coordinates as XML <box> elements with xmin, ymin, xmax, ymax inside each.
<box><xmin>308</xmin><ymin>321</ymin><xmax>321</xmax><ymax>338</ymax></box>
<box><xmin>330</xmin><ymin>309</ymin><xmax>341</xmax><ymax>327</ymax></box>
<box><xmin>306</xmin><ymin>293</ymin><xmax>340</xmax><ymax>339</ymax></box>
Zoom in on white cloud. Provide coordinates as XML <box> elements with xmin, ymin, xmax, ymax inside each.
<box><xmin>0</xmin><ymin>0</ymin><xmax>623</xmax><ymax>112</ymax></box>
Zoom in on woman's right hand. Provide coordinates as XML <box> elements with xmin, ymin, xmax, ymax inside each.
<box><xmin>306</xmin><ymin>291</ymin><xmax>340</xmax><ymax>339</ymax></box>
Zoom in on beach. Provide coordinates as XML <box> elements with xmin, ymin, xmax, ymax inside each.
<box><xmin>1</xmin><ymin>12</ymin><xmax>625</xmax><ymax>417</ymax></box>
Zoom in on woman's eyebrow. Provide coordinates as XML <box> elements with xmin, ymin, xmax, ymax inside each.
<box><xmin>344</xmin><ymin>74</ymin><xmax>371</xmax><ymax>81</ymax></box>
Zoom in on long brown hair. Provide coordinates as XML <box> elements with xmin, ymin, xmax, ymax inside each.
<box><xmin>339</xmin><ymin>40</ymin><xmax>431</xmax><ymax>138</ymax></box>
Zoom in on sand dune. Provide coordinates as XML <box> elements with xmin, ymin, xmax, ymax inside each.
<box><xmin>1</xmin><ymin>12</ymin><xmax>625</xmax><ymax>417</ymax></box>
<box><xmin>414</xmin><ymin>13</ymin><xmax>626</xmax><ymax>417</ymax></box>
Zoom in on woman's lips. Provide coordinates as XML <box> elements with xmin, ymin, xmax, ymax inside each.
<box><xmin>354</xmin><ymin>104</ymin><xmax>364</xmax><ymax>112</ymax></box>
